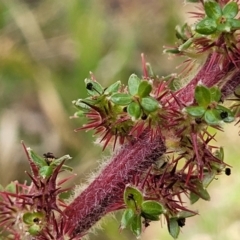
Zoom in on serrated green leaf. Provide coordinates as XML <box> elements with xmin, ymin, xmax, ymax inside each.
<box><xmin>222</xmin><ymin>2</ymin><xmax>238</xmax><ymax>19</ymax></box>
<box><xmin>195</xmin><ymin>18</ymin><xmax>217</xmax><ymax>35</ymax></box>
<box><xmin>141</xmin><ymin>200</ymin><xmax>163</xmax><ymax>216</ymax></box>
<box><xmin>120</xmin><ymin>209</ymin><xmax>135</xmax><ymax>229</ymax></box>
<box><xmin>168</xmin><ymin>218</ymin><xmax>180</xmax><ymax>239</ymax></box>
<box><xmin>186</xmin><ymin>106</ymin><xmax>206</xmax><ymax>117</ymax></box>
<box><xmin>204</xmin><ymin>109</ymin><xmax>220</xmax><ymax>125</ymax></box>
<box><xmin>141</xmin><ymin>97</ymin><xmax>159</xmax><ymax>112</ymax></box>
<box><xmin>137</xmin><ymin>81</ymin><xmax>152</xmax><ymax>98</ymax></box>
<box><xmin>204</xmin><ymin>1</ymin><xmax>222</xmax><ymax>19</ymax></box>
<box><xmin>85</xmin><ymin>79</ymin><xmax>104</xmax><ymax>96</ymax></box>
<box><xmin>124</xmin><ymin>186</ymin><xmax>143</xmax><ymax>211</ymax></box>
<box><xmin>39</xmin><ymin>166</ymin><xmax>53</xmax><ymax>178</ymax></box>
<box><xmin>128</xmin><ymin>74</ymin><xmax>141</xmax><ymax>96</ymax></box>
<box><xmin>190</xmin><ymin>192</ymin><xmax>200</xmax><ymax>204</ymax></box>
<box><xmin>104</xmin><ymin>81</ymin><xmax>121</xmax><ymax>95</ymax></box>
<box><xmin>195</xmin><ymin>85</ymin><xmax>212</xmax><ymax>107</ymax></box>
<box><xmin>111</xmin><ymin>93</ymin><xmax>132</xmax><ymax>105</ymax></box>
<box><xmin>130</xmin><ymin>214</ymin><xmax>142</xmax><ymax>237</ymax></box>
<box><xmin>209</xmin><ymin>86</ymin><xmax>221</xmax><ymax>102</ymax></box>
<box><xmin>127</xmin><ymin>102</ymin><xmax>141</xmax><ymax>119</ymax></box>
<box><xmin>28</xmin><ymin>149</ymin><xmax>47</xmax><ymax>167</ymax></box>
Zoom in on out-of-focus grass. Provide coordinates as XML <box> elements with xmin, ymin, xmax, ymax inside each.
<box><xmin>0</xmin><ymin>0</ymin><xmax>240</xmax><ymax>239</ymax></box>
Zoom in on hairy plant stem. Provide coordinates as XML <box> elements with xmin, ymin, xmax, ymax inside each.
<box><xmin>63</xmin><ymin>133</ymin><xmax>166</xmax><ymax>238</ymax></box>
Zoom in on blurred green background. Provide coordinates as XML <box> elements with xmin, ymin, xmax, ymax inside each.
<box><xmin>0</xmin><ymin>0</ymin><xmax>239</xmax><ymax>239</ymax></box>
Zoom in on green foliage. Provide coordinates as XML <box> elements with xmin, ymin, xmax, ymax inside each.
<box><xmin>186</xmin><ymin>84</ymin><xmax>235</xmax><ymax>125</ymax></box>
<box><xmin>195</xmin><ymin>0</ymin><xmax>240</xmax><ymax>34</ymax></box>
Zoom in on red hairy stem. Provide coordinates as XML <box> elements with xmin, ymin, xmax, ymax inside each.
<box><xmin>221</xmin><ymin>70</ymin><xmax>240</xmax><ymax>98</ymax></box>
<box><xmin>63</xmin><ymin>133</ymin><xmax>166</xmax><ymax>238</ymax></box>
<box><xmin>174</xmin><ymin>54</ymin><xmax>234</xmax><ymax>105</ymax></box>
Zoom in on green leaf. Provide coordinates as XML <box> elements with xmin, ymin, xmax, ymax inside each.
<box><xmin>215</xmin><ymin>105</ymin><xmax>235</xmax><ymax>123</ymax></box>
<box><xmin>141</xmin><ymin>97</ymin><xmax>159</xmax><ymax>112</ymax></box>
<box><xmin>127</xmin><ymin>102</ymin><xmax>141</xmax><ymax>120</ymax></box>
<box><xmin>111</xmin><ymin>93</ymin><xmax>132</xmax><ymax>105</ymax></box>
<box><xmin>177</xmin><ymin>210</ymin><xmax>197</xmax><ymax>219</ymax></box>
<box><xmin>222</xmin><ymin>2</ymin><xmax>238</xmax><ymax>19</ymax></box>
<box><xmin>141</xmin><ymin>200</ymin><xmax>164</xmax><ymax>216</ymax></box>
<box><xmin>104</xmin><ymin>80</ymin><xmax>121</xmax><ymax>95</ymax></box>
<box><xmin>204</xmin><ymin>1</ymin><xmax>222</xmax><ymax>19</ymax></box>
<box><xmin>192</xmin><ymin>180</ymin><xmax>211</xmax><ymax>201</ymax></box>
<box><xmin>204</xmin><ymin>109</ymin><xmax>220</xmax><ymax>125</ymax></box>
<box><xmin>5</xmin><ymin>182</ymin><xmax>16</xmax><ymax>193</ymax></box>
<box><xmin>128</xmin><ymin>74</ymin><xmax>141</xmax><ymax>96</ymax></box>
<box><xmin>51</xmin><ymin>155</ymin><xmax>72</xmax><ymax>166</ymax></box>
<box><xmin>120</xmin><ymin>209</ymin><xmax>135</xmax><ymax>229</ymax></box>
<box><xmin>214</xmin><ymin>146</ymin><xmax>224</xmax><ymax>161</ymax></box>
<box><xmin>209</xmin><ymin>86</ymin><xmax>221</xmax><ymax>102</ymax></box>
<box><xmin>203</xmin><ymin>169</ymin><xmax>217</xmax><ymax>188</ymax></box>
<box><xmin>85</xmin><ymin>79</ymin><xmax>104</xmax><ymax>96</ymax></box>
<box><xmin>163</xmin><ymin>48</ymin><xmax>181</xmax><ymax>54</ymax></box>
<box><xmin>28</xmin><ymin>224</ymin><xmax>41</xmax><ymax>236</ymax></box>
<box><xmin>39</xmin><ymin>166</ymin><xmax>53</xmax><ymax>178</ymax></box>
<box><xmin>23</xmin><ymin>212</ymin><xmax>44</xmax><ymax>225</ymax></box>
<box><xmin>190</xmin><ymin>192</ymin><xmax>200</xmax><ymax>204</ymax></box>
<box><xmin>217</xmin><ymin>21</ymin><xmax>231</xmax><ymax>32</ymax></box>
<box><xmin>195</xmin><ymin>18</ymin><xmax>217</xmax><ymax>35</ymax></box>
<box><xmin>168</xmin><ymin>218</ymin><xmax>180</xmax><ymax>239</ymax></box>
<box><xmin>137</xmin><ymin>81</ymin><xmax>152</xmax><ymax>98</ymax></box>
<box><xmin>73</xmin><ymin>99</ymin><xmax>91</xmax><ymax>110</ymax></box>
<box><xmin>124</xmin><ymin>186</ymin><xmax>143</xmax><ymax>211</ymax></box>
<box><xmin>178</xmin><ymin>38</ymin><xmax>193</xmax><ymax>51</ymax></box>
<box><xmin>186</xmin><ymin>106</ymin><xmax>206</xmax><ymax>117</ymax></box>
<box><xmin>130</xmin><ymin>214</ymin><xmax>142</xmax><ymax>237</ymax></box>
<box><xmin>28</xmin><ymin>149</ymin><xmax>47</xmax><ymax>167</ymax></box>
<box><xmin>141</xmin><ymin>212</ymin><xmax>160</xmax><ymax>221</ymax></box>
<box><xmin>228</xmin><ymin>18</ymin><xmax>240</xmax><ymax>29</ymax></box>
<box><xmin>195</xmin><ymin>85</ymin><xmax>212</xmax><ymax>107</ymax></box>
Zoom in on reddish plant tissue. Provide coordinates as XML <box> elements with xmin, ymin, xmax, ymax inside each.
<box><xmin>1</xmin><ymin>0</ymin><xmax>240</xmax><ymax>239</ymax></box>
<box><xmin>63</xmin><ymin>133</ymin><xmax>165</xmax><ymax>238</ymax></box>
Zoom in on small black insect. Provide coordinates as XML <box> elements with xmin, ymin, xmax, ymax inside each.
<box><xmin>43</xmin><ymin>152</ymin><xmax>56</xmax><ymax>165</ymax></box>
<box><xmin>225</xmin><ymin>167</ymin><xmax>231</xmax><ymax>176</ymax></box>
<box><xmin>86</xmin><ymin>82</ymin><xmax>94</xmax><ymax>90</ymax></box>
<box><xmin>43</xmin><ymin>152</ymin><xmax>56</xmax><ymax>159</ymax></box>
<box><xmin>220</xmin><ymin>111</ymin><xmax>228</xmax><ymax>119</ymax></box>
